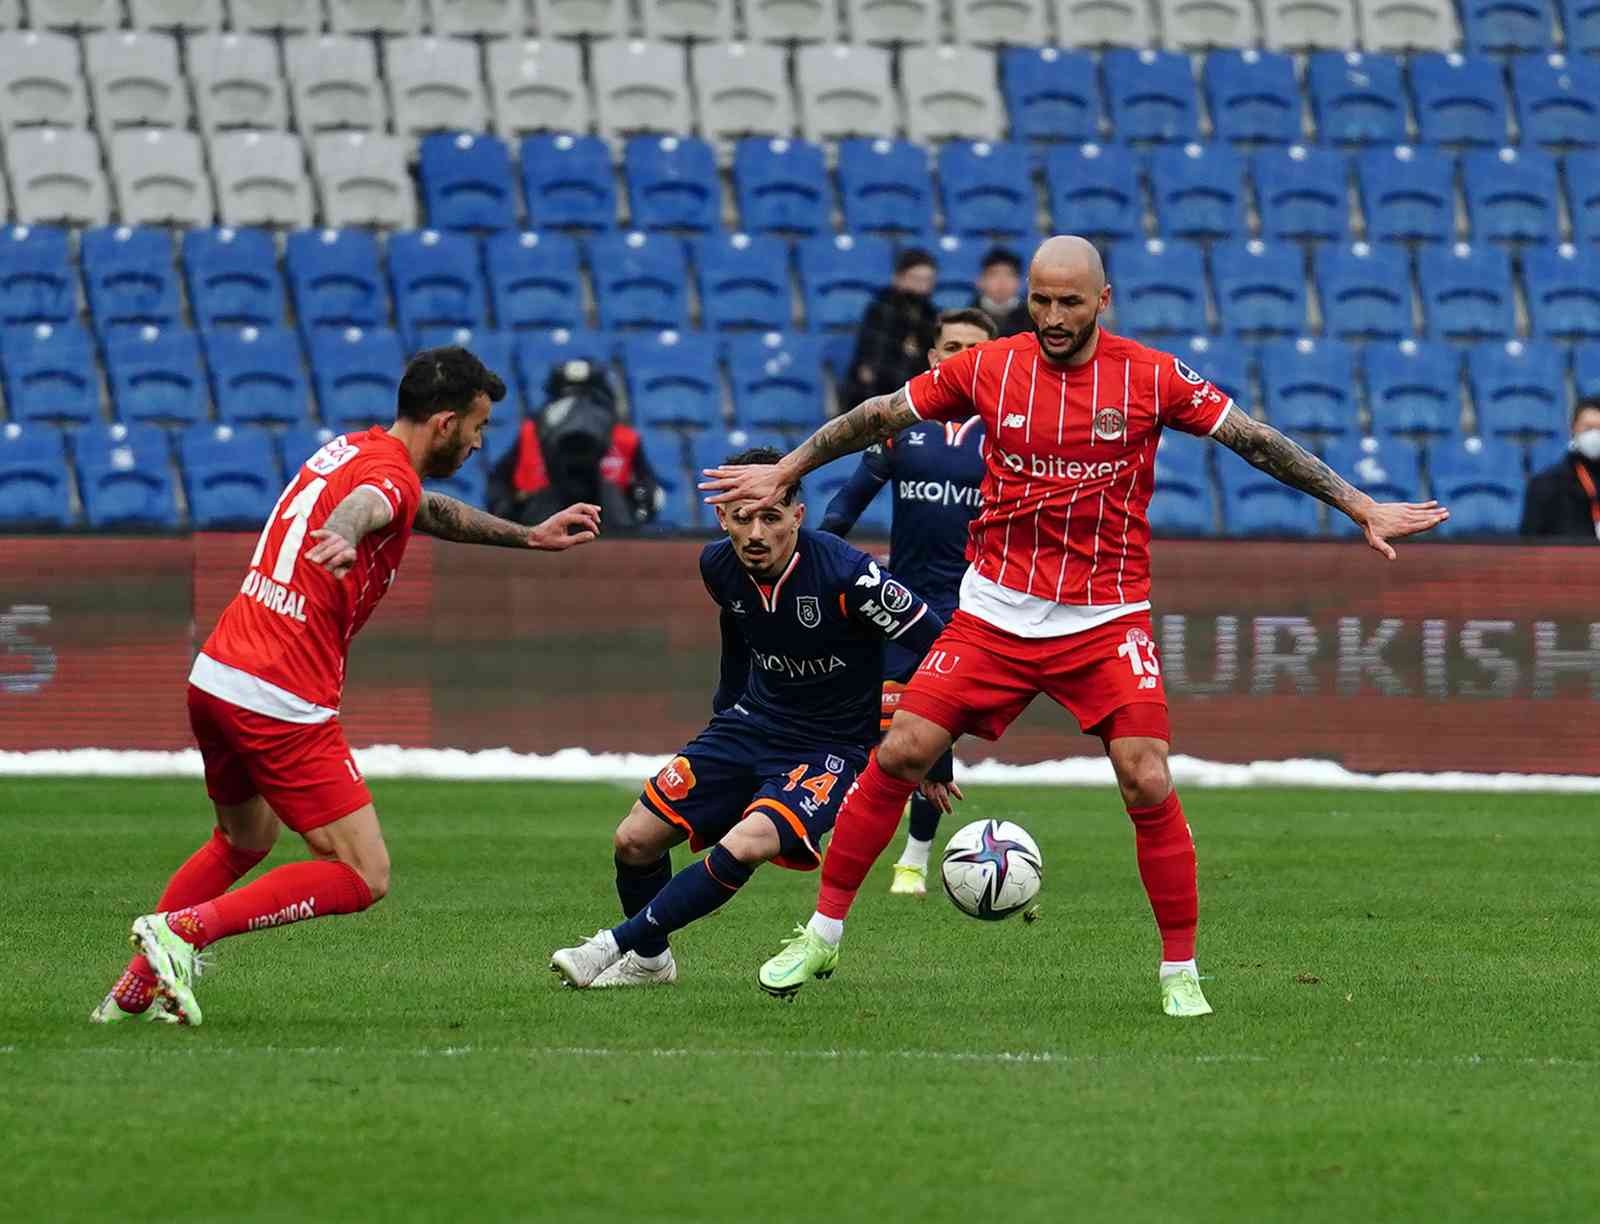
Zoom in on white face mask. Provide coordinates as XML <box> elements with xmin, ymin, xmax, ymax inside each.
<box><xmin>1573</xmin><ymin>429</ymin><xmax>1600</xmax><ymax>462</ymax></box>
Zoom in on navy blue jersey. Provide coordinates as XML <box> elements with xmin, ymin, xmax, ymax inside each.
<box><xmin>702</xmin><ymin>528</ymin><xmax>944</xmax><ymax>751</ymax></box>
<box><xmin>819</xmin><ymin>417</ymin><xmax>986</xmax><ymax>618</ymax></box>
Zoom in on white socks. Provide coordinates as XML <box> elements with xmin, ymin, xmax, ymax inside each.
<box><xmin>1159</xmin><ymin>958</ymin><xmax>1198</xmax><ymax>981</ymax></box>
<box><xmin>895</xmin><ymin>835</ymin><xmax>933</xmax><ymax>870</ymax></box>
<box><xmin>634</xmin><ymin>949</ymin><xmax>671</xmax><ymax>970</ymax></box>
<box><xmin>807</xmin><ymin>912</ymin><xmax>844</xmax><ymax>945</ymax></box>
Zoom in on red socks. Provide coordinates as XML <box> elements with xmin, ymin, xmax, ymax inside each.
<box><xmin>1128</xmin><ymin>789</ymin><xmax>1198</xmax><ymax>961</ymax></box>
<box><xmin>817</xmin><ymin>757</ymin><xmax>919</xmax><ymax>920</ymax></box>
<box><xmin>167</xmin><ymin>860</ymin><xmax>374</xmax><ymax>949</ymax></box>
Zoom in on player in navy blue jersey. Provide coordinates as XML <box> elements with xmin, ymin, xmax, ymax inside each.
<box><xmin>819</xmin><ymin>307</ymin><xmax>996</xmax><ymax>896</ymax></box>
<box><xmin>549</xmin><ymin>448</ymin><xmax>946</xmax><ymax>989</ymax></box>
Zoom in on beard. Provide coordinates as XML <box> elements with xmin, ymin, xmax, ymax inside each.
<box><xmin>1035</xmin><ymin>320</ymin><xmax>1097</xmax><ymax>364</ymax></box>
<box><xmin>424</xmin><ymin>434</ymin><xmax>472</xmax><ymax>478</ymax></box>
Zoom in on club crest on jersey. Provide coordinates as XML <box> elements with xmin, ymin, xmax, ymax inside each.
<box><xmin>1173</xmin><ymin>358</ymin><xmax>1205</xmax><ymax>385</ymax></box>
<box><xmin>796</xmin><ymin>595</ymin><xmax>821</xmax><ymax>629</ymax></box>
<box><xmin>826</xmin><ymin>755</ymin><xmax>846</xmax><ymax>774</ymax></box>
<box><xmin>1094</xmin><ymin>406</ymin><xmax>1127</xmax><ymax>442</ymax></box>
<box><xmin>880</xmin><ymin>579</ymin><xmax>915</xmax><ymax>615</ymax></box>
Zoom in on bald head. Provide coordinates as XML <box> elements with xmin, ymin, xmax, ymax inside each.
<box><xmin>1026</xmin><ymin>234</ymin><xmax>1111</xmax><ymax>365</ymax></box>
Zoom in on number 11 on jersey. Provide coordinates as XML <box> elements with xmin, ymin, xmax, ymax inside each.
<box><xmin>250</xmin><ymin>476</ymin><xmax>329</xmax><ymax>585</ymax></box>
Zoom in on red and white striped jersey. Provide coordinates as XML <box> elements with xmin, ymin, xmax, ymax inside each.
<box><xmin>903</xmin><ymin>329</ymin><xmax>1231</xmax><ymax>610</ymax></box>
<box><xmin>195</xmin><ymin>427</ymin><xmax>422</xmax><ymax>718</ymax></box>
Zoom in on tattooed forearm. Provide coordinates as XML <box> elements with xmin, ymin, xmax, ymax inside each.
<box><xmin>414</xmin><ymin>491</ymin><xmax>529</xmax><ymax>547</ymax></box>
<box><xmin>786</xmin><ymin>387</ymin><xmax>921</xmax><ymax>477</ymax></box>
<box><xmin>1212</xmin><ymin>411</ymin><xmax>1370</xmax><ymax>517</ymax></box>
<box><xmin>320</xmin><ymin>485</ymin><xmax>394</xmax><ymax>548</ymax></box>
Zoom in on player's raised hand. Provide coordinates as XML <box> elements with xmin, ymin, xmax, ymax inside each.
<box><xmin>920</xmin><ymin>779</ymin><xmax>964</xmax><ymax>816</ymax></box>
<box><xmin>699</xmin><ymin>463</ymin><xmax>788</xmax><ymax>509</ymax></box>
<box><xmin>305</xmin><ymin>528</ymin><xmax>358</xmax><ymax>579</ymax></box>
<box><xmin>528</xmin><ymin>502</ymin><xmax>601</xmax><ymax>551</ymax></box>
<box><xmin>1358</xmin><ymin>500</ymin><xmax>1451</xmax><ymax>560</ymax></box>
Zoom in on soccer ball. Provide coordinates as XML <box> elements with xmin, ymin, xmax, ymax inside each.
<box><xmin>939</xmin><ymin>819</ymin><xmax>1043</xmax><ymax>921</ymax></box>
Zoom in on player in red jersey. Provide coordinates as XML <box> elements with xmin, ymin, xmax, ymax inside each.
<box><xmin>705</xmin><ymin>236</ymin><xmax>1450</xmax><ymax>1016</ymax></box>
<box><xmin>92</xmin><ymin>346</ymin><xmax>601</xmax><ymax>1026</ymax></box>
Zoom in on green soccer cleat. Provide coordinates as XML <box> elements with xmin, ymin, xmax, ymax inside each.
<box><xmin>1161</xmin><ymin>969</ymin><xmax>1214</xmax><ymax>1018</ymax></box>
<box><xmin>129</xmin><ymin>914</ymin><xmax>205</xmax><ymax>1027</ymax></box>
<box><xmin>757</xmin><ymin>925</ymin><xmax>839</xmax><ymax>1000</ymax></box>
<box><xmin>89</xmin><ymin>991</ymin><xmax>180</xmax><ymax>1025</ymax></box>
<box><xmin>888</xmin><ymin>863</ymin><xmax>928</xmax><ymax>897</ymax></box>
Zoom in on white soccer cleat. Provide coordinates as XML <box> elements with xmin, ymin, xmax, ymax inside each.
<box><xmin>89</xmin><ymin>991</ymin><xmax>181</xmax><ymax>1025</ymax></box>
<box><xmin>549</xmin><ymin>929</ymin><xmax>622</xmax><ymax>989</ymax></box>
<box><xmin>590</xmin><ymin>950</ymin><xmax>678</xmax><ymax>989</ymax></box>
<box><xmin>889</xmin><ymin>863</ymin><xmax>928</xmax><ymax>896</ymax></box>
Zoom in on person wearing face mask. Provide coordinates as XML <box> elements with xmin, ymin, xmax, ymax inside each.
<box><xmin>972</xmin><ymin>246</ymin><xmax>1030</xmax><ymax>337</ymax></box>
<box><xmin>1521</xmin><ymin>398</ymin><xmax>1600</xmax><ymax>539</ymax></box>
<box><xmin>841</xmin><ymin>248</ymin><xmax>939</xmax><ymax>412</ymax></box>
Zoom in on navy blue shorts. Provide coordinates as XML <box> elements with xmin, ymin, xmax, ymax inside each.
<box><xmin>639</xmin><ymin>714</ymin><xmax>867</xmax><ymax>871</ymax></box>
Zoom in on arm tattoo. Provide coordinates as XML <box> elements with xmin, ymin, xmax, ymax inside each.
<box><xmin>1212</xmin><ymin>411</ymin><xmax>1368</xmax><ymax>516</ymax></box>
<box><xmin>320</xmin><ymin>485</ymin><xmax>394</xmax><ymax>548</ymax></box>
<box><xmin>787</xmin><ymin>387</ymin><xmax>921</xmax><ymax>477</ymax></box>
<box><xmin>413</xmin><ymin>491</ymin><xmax>529</xmax><ymax>547</ymax></box>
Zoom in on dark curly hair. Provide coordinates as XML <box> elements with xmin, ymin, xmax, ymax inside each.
<box><xmin>396</xmin><ymin>346</ymin><xmax>506</xmax><ymax>424</ymax></box>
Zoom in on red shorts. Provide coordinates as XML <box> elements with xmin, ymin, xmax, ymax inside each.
<box><xmin>186</xmin><ymin>684</ymin><xmax>372</xmax><ymax>833</ymax></box>
<box><xmin>900</xmin><ymin>610</ymin><xmax>1170</xmax><ymax>744</ymax></box>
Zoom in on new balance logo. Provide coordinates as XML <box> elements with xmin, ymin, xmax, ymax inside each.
<box><xmin>645</xmin><ymin>907</ymin><xmax>659</xmax><ymax>926</ymax></box>
<box><xmin>1002</xmin><ymin>413</ymin><xmax>1026</xmax><ymax>429</ymax></box>
<box><xmin>246</xmin><ymin>899</ymin><xmax>316</xmax><ymax>931</ymax></box>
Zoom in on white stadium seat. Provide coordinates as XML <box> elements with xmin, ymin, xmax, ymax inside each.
<box><xmin>387</xmin><ymin>36</ymin><xmax>491</xmax><ymax>137</ymax></box>
<box><xmin>902</xmin><ymin>45</ymin><xmax>1004</xmax><ymax>143</ymax></box>
<box><xmin>694</xmin><ymin>43</ymin><xmax>796</xmax><ymax>143</ymax></box>
<box><xmin>286</xmin><ymin>35</ymin><xmax>390</xmax><ymax>134</ymax></box>
<box><xmin>1050</xmin><ymin>0</ymin><xmax>1154</xmax><ymax>48</ymax></box>
<box><xmin>0</xmin><ymin>31</ymin><xmax>89</xmax><ymax>131</ymax></box>
<box><xmin>592</xmin><ymin>40</ymin><xmax>695</xmax><ymax>139</ymax></box>
<box><xmin>85</xmin><ymin>31</ymin><xmax>191</xmax><ymax>136</ymax></box>
<box><xmin>29</xmin><ymin>0</ymin><xmax>122</xmax><ymax>31</ymax></box>
<box><xmin>641</xmin><ymin>0</ymin><xmax>734</xmax><ymax>41</ymax></box>
<box><xmin>312</xmin><ymin>131</ymin><xmax>419</xmax><ymax>228</ymax></box>
<box><xmin>796</xmin><ymin>43</ymin><xmax>897</xmax><ymax>142</ymax></box>
<box><xmin>328</xmin><ymin>0</ymin><xmax>427</xmax><ymax>34</ymax></box>
<box><xmin>110</xmin><ymin>128</ymin><xmax>216</xmax><ymax>226</ymax></box>
<box><xmin>488</xmin><ymin>38</ymin><xmax>591</xmax><ymax>136</ymax></box>
<box><xmin>6</xmin><ymin>128</ymin><xmax>110</xmax><ymax>225</ymax></box>
<box><xmin>212</xmin><ymin>130</ymin><xmax>316</xmax><ymax>228</ymax></box>
<box><xmin>949</xmin><ymin>0</ymin><xmax>1049</xmax><ymax>47</ymax></box>
<box><xmin>530</xmin><ymin>0</ymin><xmax>629</xmax><ymax>38</ymax></box>
<box><xmin>1355</xmin><ymin>0</ymin><xmax>1459</xmax><ymax>51</ymax></box>
<box><xmin>1160</xmin><ymin>0</ymin><xmax>1260</xmax><ymax>49</ymax></box>
<box><xmin>845</xmin><ymin>0</ymin><xmax>940</xmax><ymax>45</ymax></box>
<box><xmin>1261</xmin><ymin>0</ymin><xmax>1359</xmax><ymax>49</ymax></box>
<box><xmin>129</xmin><ymin>0</ymin><xmax>224</xmax><ymax>31</ymax></box>
<box><xmin>228</xmin><ymin>0</ymin><xmax>323</xmax><ymax>31</ymax></box>
<box><xmin>744</xmin><ymin>0</ymin><xmax>838</xmax><ymax>41</ymax></box>
<box><xmin>430</xmin><ymin>0</ymin><xmax>530</xmax><ymax>37</ymax></box>
<box><xmin>190</xmin><ymin>32</ymin><xmax>292</xmax><ymax>135</ymax></box>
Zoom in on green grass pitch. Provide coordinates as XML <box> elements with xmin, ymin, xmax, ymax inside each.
<box><xmin>2</xmin><ymin>777</ymin><xmax>1595</xmax><ymax>1223</ymax></box>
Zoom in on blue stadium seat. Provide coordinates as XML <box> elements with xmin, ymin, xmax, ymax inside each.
<box><xmin>419</xmin><ymin>132</ymin><xmax>518</xmax><ymax>234</ymax></box>
<box><xmin>1365</xmin><ymin>340</ymin><xmax>1462</xmax><ymax>436</ymax></box>
<box><xmin>0</xmin><ymin>322</ymin><xmax>99</xmax><ymax>424</ymax></box>
<box><xmin>1313</xmin><ymin>243</ymin><xmax>1412</xmax><ymax>341</ymax></box>
<box><xmin>520</xmin><ymin>134</ymin><xmax>617</xmax><ymax>232</ymax></box>
<box><xmin>1418</xmin><ymin>242</ymin><xmax>1514</xmax><ymax>340</ymax></box>
<box><xmin>798</xmin><ymin>233</ymin><xmax>893</xmax><ymax>331</ymax></box>
<box><xmin>513</xmin><ymin>327</ymin><xmax>615</xmax><ymax>406</ymax></box>
<box><xmin>1150</xmin><ymin>143</ymin><xmax>1246</xmax><ymax>241</ymax></box>
<box><xmin>389</xmin><ymin>229</ymin><xmax>489</xmax><ymax>345</ymax></box>
<box><xmin>692</xmin><ymin>232</ymin><xmax>792</xmax><ymax>332</ymax></box>
<box><xmin>1357</xmin><ymin>146</ymin><xmax>1456</xmax><ymax>243</ymax></box>
<box><xmin>1307</xmin><ymin>51</ymin><xmax>1406</xmax><ymax>147</ymax></box>
<box><xmin>1204</xmin><ymin>49</ymin><xmax>1302</xmax><ymax>145</ymax></box>
<box><xmin>1467</xmin><ymin>339</ymin><xmax>1566</xmax><ymax>439</ymax></box>
<box><xmin>1045</xmin><ymin>143</ymin><xmax>1142</xmax><ymax>239</ymax></box>
<box><xmin>1000</xmin><ymin>47</ymin><xmax>1101</xmax><ymax>146</ymax></box>
<box><xmin>279</xmin><ymin>423</ymin><xmax>338</xmax><ymax>473</ymax></box>
<box><xmin>0</xmin><ymin>422</ymin><xmax>72</xmax><ymax>526</ymax></box>
<box><xmin>182</xmin><ymin>228</ymin><xmax>285</xmax><ymax>330</ymax></box>
<box><xmin>1525</xmin><ymin>430</ymin><xmax>1570</xmax><ymax>473</ymax></box>
<box><xmin>1429</xmin><ymin>435</ymin><xmax>1524</xmax><ymax>534</ymax></box>
<box><xmin>179</xmin><ymin>423</ymin><xmax>282</xmax><ymax>529</ymax></box>
<box><xmin>1410</xmin><ymin>53</ymin><xmax>1510</xmax><ymax>147</ymax></box>
<box><xmin>410</xmin><ymin>326</ymin><xmax>517</xmax><ymax>401</ymax></box>
<box><xmin>81</xmin><ymin>226</ymin><xmax>182</xmax><ymax>336</ymax></box>
<box><xmin>74</xmin><ymin>422</ymin><xmax>178</xmax><ymax>529</ymax></box>
<box><xmin>937</xmin><ymin>142</ymin><xmax>1034</xmax><ymax>241</ymax></box>
<box><xmin>1170</xmin><ymin>334</ymin><xmax>1251</xmax><ymax>404</ymax></box>
<box><xmin>286</xmin><ymin>229</ymin><xmax>387</xmax><ymax>334</ymax></box>
<box><xmin>621</xmin><ymin>330</ymin><xmax>723</xmax><ymax>430</ymax></box>
<box><xmin>104</xmin><ymin>327</ymin><xmax>209</xmax><ymax>426</ymax></box>
<box><xmin>623</xmin><ymin>135</ymin><xmax>720</xmax><ymax>233</ymax></box>
<box><xmin>636</xmin><ymin>424</ymin><xmax>693</xmax><ymax>529</ymax></box>
<box><xmin>1148</xmin><ymin>431</ymin><xmax>1215</xmax><ymax>536</ymax></box>
<box><xmin>1461</xmin><ymin>147</ymin><xmax>1559</xmax><ymax>244</ymax></box>
<box><xmin>733</xmin><ymin>138</ymin><xmax>830</xmax><ymax>237</ymax></box>
<box><xmin>1217</xmin><ymin>448</ymin><xmax>1322</xmax><ymax>535</ymax></box>
<box><xmin>728</xmin><ymin>332</ymin><xmax>827</xmax><ymax>431</ymax></box>
<box><xmin>1212</xmin><ymin>240</ymin><xmax>1307</xmax><ymax>337</ymax></box>
<box><xmin>1461</xmin><ymin>0</ymin><xmax>1554</xmax><ymax>52</ymax></box>
<box><xmin>0</xmin><ymin>226</ymin><xmax>75</xmax><ymax>328</ymax></box>
<box><xmin>1108</xmin><ymin>239</ymin><xmax>1207</xmax><ymax>336</ymax></box>
<box><xmin>1523</xmin><ymin>243</ymin><xmax>1600</xmax><ymax>340</ymax></box>
<box><xmin>424</xmin><ymin>464</ymin><xmax>489</xmax><ymax>509</ymax></box>
<box><xmin>1511</xmin><ymin>53</ymin><xmax>1600</xmax><ymax>148</ymax></box>
<box><xmin>308</xmin><ymin>327</ymin><xmax>406</xmax><ymax>429</ymax></box>
<box><xmin>1565</xmin><ymin>151</ymin><xmax>1600</xmax><ymax>247</ymax></box>
<box><xmin>918</xmin><ymin>233</ymin><xmax>989</xmax><ymax>314</ymax></box>
<box><xmin>483</xmin><ymin>230</ymin><xmax>583</xmax><ymax>332</ymax></box>
<box><xmin>1102</xmin><ymin>49</ymin><xmax>1199</xmax><ymax>145</ymax></box>
<box><xmin>202</xmin><ymin>326</ymin><xmax>310</xmax><ymax>426</ymax></box>
<box><xmin>811</xmin><ymin>455</ymin><xmax>893</xmax><ymax>535</ymax></box>
<box><xmin>1576</xmin><ymin>342</ymin><xmax>1600</xmax><ymax>396</ymax></box>
<box><xmin>838</xmin><ymin>139</ymin><xmax>935</xmax><ymax>237</ymax></box>
<box><xmin>1259</xmin><ymin>338</ymin><xmax>1361</xmax><ymax>436</ymax></box>
<box><xmin>1321</xmin><ymin>435</ymin><xmax>1425</xmax><ymax>535</ymax></box>
<box><xmin>1252</xmin><ymin>146</ymin><xmax>1352</xmax><ymax>243</ymax></box>
<box><xmin>1563</xmin><ymin>0</ymin><xmax>1600</xmax><ymax>56</ymax></box>
<box><xmin>588</xmin><ymin>230</ymin><xmax>689</xmax><ymax>331</ymax></box>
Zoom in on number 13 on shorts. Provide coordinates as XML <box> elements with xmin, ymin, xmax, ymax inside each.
<box><xmin>1117</xmin><ymin>627</ymin><xmax>1162</xmax><ymax>690</ymax></box>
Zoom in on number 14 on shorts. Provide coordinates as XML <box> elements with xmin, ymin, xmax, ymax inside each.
<box><xmin>1117</xmin><ymin>627</ymin><xmax>1162</xmax><ymax>691</ymax></box>
<box><xmin>784</xmin><ymin>765</ymin><xmax>837</xmax><ymax>808</ymax></box>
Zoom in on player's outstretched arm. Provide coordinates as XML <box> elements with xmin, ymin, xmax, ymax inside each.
<box><xmin>306</xmin><ymin>486</ymin><xmax>395</xmax><ymax>578</ymax></box>
<box><xmin>415</xmin><ymin>492</ymin><xmax>601</xmax><ymax>551</ymax></box>
<box><xmin>1211</xmin><ymin>411</ymin><xmax>1450</xmax><ymax>559</ymax></box>
<box><xmin>700</xmin><ymin>386</ymin><xmax>919</xmax><ymax>509</ymax></box>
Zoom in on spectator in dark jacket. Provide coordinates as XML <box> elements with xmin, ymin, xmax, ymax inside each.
<box><xmin>972</xmin><ymin>246</ymin><xmax>1030</xmax><ymax>337</ymax></box>
<box><xmin>1522</xmin><ymin>397</ymin><xmax>1600</xmax><ymax>539</ymax></box>
<box><xmin>841</xmin><ymin>248</ymin><xmax>938</xmax><ymax>410</ymax></box>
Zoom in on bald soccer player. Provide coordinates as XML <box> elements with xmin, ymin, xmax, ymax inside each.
<box><xmin>703</xmin><ymin>236</ymin><xmax>1449</xmax><ymax>1017</ymax></box>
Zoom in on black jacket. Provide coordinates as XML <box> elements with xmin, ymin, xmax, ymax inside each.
<box><xmin>974</xmin><ymin>295</ymin><xmax>1031</xmax><ymax>338</ymax></box>
<box><xmin>842</xmin><ymin>288</ymin><xmax>938</xmax><ymax>409</ymax></box>
<box><xmin>1521</xmin><ymin>455</ymin><xmax>1600</xmax><ymax>539</ymax></box>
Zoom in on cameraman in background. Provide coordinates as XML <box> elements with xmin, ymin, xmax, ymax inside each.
<box><xmin>1522</xmin><ymin>397</ymin><xmax>1600</xmax><ymax>540</ymax></box>
<box><xmin>489</xmin><ymin>360</ymin><xmax>663</xmax><ymax>532</ymax></box>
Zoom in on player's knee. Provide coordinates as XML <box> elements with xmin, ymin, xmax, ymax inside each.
<box><xmin>877</xmin><ymin>721</ymin><xmax>940</xmax><ymax>781</ymax></box>
<box><xmin>721</xmin><ymin>817</ymin><xmax>779</xmax><ymax>866</ymax></box>
<box><xmin>613</xmin><ymin>808</ymin><xmax>667</xmax><ymax>865</ymax></box>
<box><xmin>1111</xmin><ymin>743</ymin><xmax>1171</xmax><ymax>809</ymax></box>
<box><xmin>357</xmin><ymin>853</ymin><xmax>390</xmax><ymax>903</ymax></box>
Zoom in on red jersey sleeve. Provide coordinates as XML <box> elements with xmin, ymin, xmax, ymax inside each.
<box><xmin>1156</xmin><ymin>352</ymin><xmax>1234</xmax><ymax>437</ymax></box>
<box><xmin>342</xmin><ymin>452</ymin><xmax>422</xmax><ymax>527</ymax></box>
<box><xmin>903</xmin><ymin>344</ymin><xmax>980</xmax><ymax>423</ymax></box>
